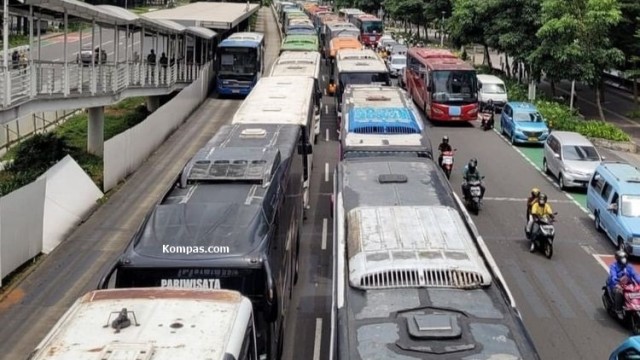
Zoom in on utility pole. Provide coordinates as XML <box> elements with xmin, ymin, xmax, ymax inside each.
<box><xmin>440</xmin><ymin>11</ymin><xmax>445</xmax><ymax>47</ymax></box>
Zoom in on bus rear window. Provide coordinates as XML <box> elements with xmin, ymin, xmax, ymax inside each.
<box><xmin>115</xmin><ymin>267</ymin><xmax>266</xmax><ymax>297</ymax></box>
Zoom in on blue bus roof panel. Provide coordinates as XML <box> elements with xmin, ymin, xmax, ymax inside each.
<box><xmin>347</xmin><ymin>107</ymin><xmax>421</xmax><ymax>134</ymax></box>
<box><xmin>219</xmin><ymin>39</ymin><xmax>261</xmax><ymax>48</ymax></box>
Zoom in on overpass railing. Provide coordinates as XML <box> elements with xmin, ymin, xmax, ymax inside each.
<box><xmin>0</xmin><ymin>60</ymin><xmax>204</xmax><ymax>108</ymax></box>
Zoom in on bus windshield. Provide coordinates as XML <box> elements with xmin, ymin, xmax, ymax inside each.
<box><xmin>362</xmin><ymin>21</ymin><xmax>383</xmax><ymax>33</ymax></box>
<box><xmin>430</xmin><ymin>70</ymin><xmax>477</xmax><ymax>103</ymax></box>
<box><xmin>115</xmin><ymin>267</ymin><xmax>266</xmax><ymax>297</ymax></box>
<box><xmin>339</xmin><ymin>72</ymin><xmax>390</xmax><ymax>87</ymax></box>
<box><xmin>218</xmin><ymin>47</ymin><xmax>258</xmax><ymax>76</ymax></box>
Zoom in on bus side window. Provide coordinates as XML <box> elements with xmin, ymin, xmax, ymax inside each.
<box><xmin>238</xmin><ymin>321</ymin><xmax>258</xmax><ymax>360</ymax></box>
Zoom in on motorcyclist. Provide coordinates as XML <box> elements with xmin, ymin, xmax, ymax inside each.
<box><xmin>526</xmin><ymin>188</ymin><xmax>541</xmax><ymax>220</ymax></box>
<box><xmin>327</xmin><ymin>79</ymin><xmax>336</xmax><ymax>96</ymax></box>
<box><xmin>607</xmin><ymin>250</ymin><xmax>640</xmax><ymax>318</ymax></box>
<box><xmin>481</xmin><ymin>99</ymin><xmax>495</xmax><ymax>128</ymax></box>
<box><xmin>437</xmin><ymin>135</ymin><xmax>452</xmax><ymax>167</ymax></box>
<box><xmin>526</xmin><ymin>193</ymin><xmax>554</xmax><ymax>250</ymax></box>
<box><xmin>461</xmin><ymin>158</ymin><xmax>485</xmax><ymax>200</ymax></box>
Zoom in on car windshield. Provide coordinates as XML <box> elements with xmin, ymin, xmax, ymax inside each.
<box><xmin>482</xmin><ymin>83</ymin><xmax>506</xmax><ymax>94</ymax></box>
<box><xmin>621</xmin><ymin>195</ymin><xmax>640</xmax><ymax>217</ymax></box>
<box><xmin>562</xmin><ymin>145</ymin><xmax>600</xmax><ymax>161</ymax></box>
<box><xmin>513</xmin><ymin>111</ymin><xmax>544</xmax><ymax>122</ymax></box>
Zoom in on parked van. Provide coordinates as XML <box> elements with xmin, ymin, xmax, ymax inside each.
<box><xmin>477</xmin><ymin>74</ymin><xmax>507</xmax><ymax>111</ymax></box>
<box><xmin>587</xmin><ymin>162</ymin><xmax>640</xmax><ymax>255</ymax></box>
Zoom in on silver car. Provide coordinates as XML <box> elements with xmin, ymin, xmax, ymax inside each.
<box><xmin>543</xmin><ymin>131</ymin><xmax>604</xmax><ymax>190</ymax></box>
<box><xmin>386</xmin><ymin>55</ymin><xmax>406</xmax><ymax>78</ymax></box>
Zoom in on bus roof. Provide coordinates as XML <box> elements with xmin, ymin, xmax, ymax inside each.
<box><xmin>407</xmin><ymin>47</ymin><xmax>474</xmax><ymax>71</ymax></box>
<box><xmin>327</xmin><ymin>22</ymin><xmax>358</xmax><ymax>30</ymax></box>
<box><xmin>271</xmin><ymin>51</ymin><xmax>321</xmax><ymax>79</ymax></box>
<box><xmin>354</xmin><ymin>14</ymin><xmax>381</xmax><ymax>21</ymax></box>
<box><xmin>336</xmin><ymin>49</ymin><xmax>387</xmax><ymax>73</ymax></box>
<box><xmin>232</xmin><ymin>76</ymin><xmax>315</xmax><ymax>126</ymax></box>
<box><xmin>335</xmin><ymin>158</ymin><xmax>539</xmax><ymax>359</ymax></box>
<box><xmin>227</xmin><ymin>32</ymin><xmax>264</xmax><ymax>42</ymax></box>
<box><xmin>30</xmin><ymin>288</ymin><xmax>252</xmax><ymax>360</ymax></box>
<box><xmin>126</xmin><ymin>124</ymin><xmax>300</xmax><ymax>263</ymax></box>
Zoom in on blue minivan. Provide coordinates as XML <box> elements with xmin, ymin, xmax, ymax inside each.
<box><xmin>587</xmin><ymin>162</ymin><xmax>640</xmax><ymax>255</ymax></box>
<box><xmin>500</xmin><ymin>102</ymin><xmax>550</xmax><ymax>145</ymax></box>
<box><xmin>609</xmin><ymin>336</ymin><xmax>640</xmax><ymax>359</ymax></box>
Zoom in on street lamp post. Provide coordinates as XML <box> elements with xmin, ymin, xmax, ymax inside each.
<box><xmin>440</xmin><ymin>11</ymin><xmax>445</xmax><ymax>47</ymax></box>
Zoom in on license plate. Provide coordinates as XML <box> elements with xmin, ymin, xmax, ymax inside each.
<box><xmin>442</xmin><ymin>157</ymin><xmax>453</xmax><ymax>165</ymax></box>
<box><xmin>470</xmin><ymin>188</ymin><xmax>481</xmax><ymax>196</ymax></box>
<box><xmin>370</xmin><ymin>36</ymin><xmax>376</xmax><ymax>41</ymax></box>
<box><xmin>451</xmin><ymin>117</ymin><xmax>460</xmax><ymax>120</ymax></box>
<box><xmin>449</xmin><ymin>106</ymin><xmax>461</xmax><ymax>116</ymax></box>
<box><xmin>232</xmin><ymin>90</ymin><xmax>240</xmax><ymax>94</ymax></box>
<box><xmin>528</xmin><ymin>137</ymin><xmax>537</xmax><ymax>142</ymax></box>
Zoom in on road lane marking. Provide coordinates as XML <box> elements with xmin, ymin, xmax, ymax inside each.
<box><xmin>593</xmin><ymin>254</ymin><xmax>612</xmax><ymax>272</ymax></box>
<box><xmin>322</xmin><ymin>218</ymin><xmax>328</xmax><ymax>250</ymax></box>
<box><xmin>322</xmin><ymin>75</ymin><xmax>326</xmax><ymax>81</ymax></box>
<box><xmin>324</xmin><ymin>104</ymin><xmax>328</xmax><ymax>114</ymax></box>
<box><xmin>325</xmin><ymin>163</ymin><xmax>329</xmax><ymax>182</ymax></box>
<box><xmin>313</xmin><ymin>318</ymin><xmax>323</xmax><ymax>360</ymax></box>
<box><xmin>482</xmin><ymin>197</ymin><xmax>575</xmax><ymax>203</ymax></box>
<box><xmin>325</xmin><ymin>128</ymin><xmax>329</xmax><ymax>142</ymax></box>
<box><xmin>494</xmin><ymin>126</ymin><xmax>590</xmax><ymax>214</ymax></box>
<box><xmin>324</xmin><ymin>89</ymin><xmax>327</xmax><ymax>96</ymax></box>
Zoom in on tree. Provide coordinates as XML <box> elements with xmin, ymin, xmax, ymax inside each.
<box><xmin>447</xmin><ymin>0</ymin><xmax>495</xmax><ymax>68</ymax></box>
<box><xmin>384</xmin><ymin>0</ymin><xmax>428</xmax><ymax>38</ymax></box>
<box><xmin>532</xmin><ymin>0</ymin><xmax>624</xmax><ymax>120</ymax></box>
<box><xmin>627</xmin><ymin>26</ymin><xmax>640</xmax><ymax>104</ymax></box>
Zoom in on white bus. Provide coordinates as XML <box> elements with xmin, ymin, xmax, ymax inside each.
<box><xmin>270</xmin><ymin>50</ymin><xmax>322</xmax><ymax>106</ymax></box>
<box><xmin>28</xmin><ymin>288</ymin><xmax>258</xmax><ymax>360</ymax></box>
<box><xmin>332</xmin><ymin>49</ymin><xmax>390</xmax><ymax>119</ymax></box>
<box><xmin>232</xmin><ymin>76</ymin><xmax>317</xmax><ymax>209</ymax></box>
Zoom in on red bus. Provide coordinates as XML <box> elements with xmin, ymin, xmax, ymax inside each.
<box><xmin>351</xmin><ymin>14</ymin><xmax>383</xmax><ymax>47</ymax></box>
<box><xmin>404</xmin><ymin>47</ymin><xmax>479</xmax><ymax>122</ymax></box>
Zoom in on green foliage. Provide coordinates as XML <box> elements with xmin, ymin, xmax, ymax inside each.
<box><xmin>447</xmin><ymin>0</ymin><xmax>492</xmax><ymax>47</ymax></box>
<box><xmin>384</xmin><ymin>0</ymin><xmax>427</xmax><ymax>27</ymax></box>
<box><xmin>0</xmin><ymin>35</ymin><xmax>30</xmax><ymax>49</ymax></box>
<box><xmin>609</xmin><ymin>0</ymin><xmax>640</xmax><ymax>69</ymax></box>
<box><xmin>486</xmin><ymin>0</ymin><xmax>541</xmax><ymax>66</ymax></box>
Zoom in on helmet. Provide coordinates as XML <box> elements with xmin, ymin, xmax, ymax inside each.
<box><xmin>531</xmin><ymin>187</ymin><xmax>540</xmax><ymax>198</ymax></box>
<box><xmin>442</xmin><ymin>135</ymin><xmax>449</xmax><ymax>144</ymax></box>
<box><xmin>487</xmin><ymin>99</ymin><xmax>493</xmax><ymax>105</ymax></box>
<box><xmin>616</xmin><ymin>250</ymin><xmax>628</xmax><ymax>266</ymax></box>
<box><xmin>468</xmin><ymin>158</ymin><xmax>478</xmax><ymax>169</ymax></box>
<box><xmin>538</xmin><ymin>193</ymin><xmax>547</xmax><ymax>205</ymax></box>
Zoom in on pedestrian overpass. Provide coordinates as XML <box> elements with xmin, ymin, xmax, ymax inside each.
<box><xmin>0</xmin><ymin>0</ymin><xmax>258</xmax><ymax>155</ymax></box>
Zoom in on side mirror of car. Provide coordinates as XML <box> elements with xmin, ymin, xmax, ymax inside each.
<box><xmin>601</xmin><ymin>156</ymin><xmax>606</xmax><ymax>161</ymax></box>
<box><xmin>553</xmin><ymin>153</ymin><xmax>560</xmax><ymax>159</ymax></box>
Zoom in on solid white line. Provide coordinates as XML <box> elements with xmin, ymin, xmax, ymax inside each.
<box><xmin>324</xmin><ymin>105</ymin><xmax>328</xmax><ymax>114</ymax></box>
<box><xmin>325</xmin><ymin>163</ymin><xmax>329</xmax><ymax>182</ymax></box>
<box><xmin>325</xmin><ymin>128</ymin><xmax>329</xmax><ymax>142</ymax></box>
<box><xmin>313</xmin><ymin>318</ymin><xmax>323</xmax><ymax>360</ymax></box>
<box><xmin>322</xmin><ymin>218</ymin><xmax>328</xmax><ymax>250</ymax></box>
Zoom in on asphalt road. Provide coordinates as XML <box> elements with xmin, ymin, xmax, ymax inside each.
<box><xmin>0</xmin><ymin>8</ymin><xmax>283</xmax><ymax>359</ymax></box>
<box><xmin>427</xmin><ymin>116</ymin><xmax>630</xmax><ymax>359</ymax></box>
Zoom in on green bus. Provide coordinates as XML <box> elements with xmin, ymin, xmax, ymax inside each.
<box><xmin>280</xmin><ymin>34</ymin><xmax>319</xmax><ymax>54</ymax></box>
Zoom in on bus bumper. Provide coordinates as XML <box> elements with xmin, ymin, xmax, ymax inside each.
<box><xmin>217</xmin><ymin>85</ymin><xmax>251</xmax><ymax>96</ymax></box>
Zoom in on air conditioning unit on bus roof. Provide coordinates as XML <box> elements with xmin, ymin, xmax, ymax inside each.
<box><xmin>416</xmin><ymin>49</ymin><xmax>457</xmax><ymax>59</ymax></box>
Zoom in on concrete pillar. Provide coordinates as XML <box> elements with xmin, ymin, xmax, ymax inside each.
<box><xmin>87</xmin><ymin>106</ymin><xmax>104</xmax><ymax>156</ymax></box>
<box><xmin>145</xmin><ymin>95</ymin><xmax>161</xmax><ymax>112</ymax></box>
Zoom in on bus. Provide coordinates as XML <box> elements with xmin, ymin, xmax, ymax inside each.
<box><xmin>318</xmin><ymin>14</ymin><xmax>340</xmax><ymax>46</ymax></box>
<box><xmin>270</xmin><ymin>51</ymin><xmax>322</xmax><ymax>105</ymax></box>
<box><xmin>286</xmin><ymin>21</ymin><xmax>317</xmax><ymax>36</ymax></box>
<box><xmin>331</xmin><ymin>157</ymin><xmax>541</xmax><ymax>360</ymax></box>
<box><xmin>99</xmin><ymin>123</ymin><xmax>305</xmax><ymax>360</ymax></box>
<box><xmin>232</xmin><ymin>76</ymin><xmax>317</xmax><ymax>210</ymax></box>
<box><xmin>351</xmin><ymin>14</ymin><xmax>384</xmax><ymax>48</ymax></box>
<box><xmin>328</xmin><ymin>36</ymin><xmax>362</xmax><ymax>61</ymax></box>
<box><xmin>29</xmin><ymin>289</ymin><xmax>258</xmax><ymax>360</ymax></box>
<box><xmin>332</xmin><ymin>49</ymin><xmax>390</xmax><ymax>119</ymax></box>
<box><xmin>405</xmin><ymin>47</ymin><xmax>479</xmax><ymax>122</ymax></box>
<box><xmin>338</xmin><ymin>8</ymin><xmax>363</xmax><ymax>22</ymax></box>
<box><xmin>325</xmin><ymin>22</ymin><xmax>360</xmax><ymax>51</ymax></box>
<box><xmin>283</xmin><ymin>11</ymin><xmax>308</xmax><ymax>33</ymax></box>
<box><xmin>280</xmin><ymin>34</ymin><xmax>319</xmax><ymax>53</ymax></box>
<box><xmin>339</xmin><ymin>85</ymin><xmax>432</xmax><ymax>160</ymax></box>
<box><xmin>216</xmin><ymin>32</ymin><xmax>265</xmax><ymax>96</ymax></box>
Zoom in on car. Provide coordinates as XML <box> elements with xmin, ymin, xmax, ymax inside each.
<box><xmin>386</xmin><ymin>54</ymin><xmax>406</xmax><ymax>78</ymax></box>
<box><xmin>77</xmin><ymin>46</ymin><xmax>106</xmax><ymax>66</ymax></box>
<box><xmin>500</xmin><ymin>102</ymin><xmax>550</xmax><ymax>145</ymax></box>
<box><xmin>477</xmin><ymin>74</ymin><xmax>507</xmax><ymax>112</ymax></box>
<box><xmin>609</xmin><ymin>336</ymin><xmax>640</xmax><ymax>359</ymax></box>
<box><xmin>543</xmin><ymin>131</ymin><xmax>603</xmax><ymax>190</ymax></box>
<box><xmin>377</xmin><ymin>35</ymin><xmax>396</xmax><ymax>51</ymax></box>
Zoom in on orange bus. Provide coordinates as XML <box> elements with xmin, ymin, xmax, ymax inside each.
<box><xmin>404</xmin><ymin>47</ymin><xmax>479</xmax><ymax>122</ymax></box>
<box><xmin>328</xmin><ymin>37</ymin><xmax>362</xmax><ymax>59</ymax></box>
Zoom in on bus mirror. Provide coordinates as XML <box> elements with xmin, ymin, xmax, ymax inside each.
<box><xmin>298</xmin><ymin>143</ymin><xmax>313</xmax><ymax>155</ymax></box>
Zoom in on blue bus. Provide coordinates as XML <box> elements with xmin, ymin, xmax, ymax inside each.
<box><xmin>215</xmin><ymin>32</ymin><xmax>265</xmax><ymax>96</ymax></box>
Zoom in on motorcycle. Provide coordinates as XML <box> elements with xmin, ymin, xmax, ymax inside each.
<box><xmin>480</xmin><ymin>111</ymin><xmax>494</xmax><ymax>131</ymax></box>
<box><xmin>464</xmin><ymin>177</ymin><xmax>484</xmax><ymax>214</ymax></box>
<box><xmin>440</xmin><ymin>149</ymin><xmax>456</xmax><ymax>179</ymax></box>
<box><xmin>602</xmin><ymin>276</ymin><xmax>640</xmax><ymax>334</ymax></box>
<box><xmin>526</xmin><ymin>213</ymin><xmax>557</xmax><ymax>259</ymax></box>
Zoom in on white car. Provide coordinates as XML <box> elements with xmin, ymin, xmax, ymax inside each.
<box><xmin>77</xmin><ymin>46</ymin><xmax>106</xmax><ymax>66</ymax></box>
<box><xmin>386</xmin><ymin>54</ymin><xmax>406</xmax><ymax>78</ymax></box>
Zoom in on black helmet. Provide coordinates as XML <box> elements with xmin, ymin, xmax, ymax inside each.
<box><xmin>468</xmin><ymin>158</ymin><xmax>477</xmax><ymax>169</ymax></box>
<box><xmin>442</xmin><ymin>135</ymin><xmax>449</xmax><ymax>144</ymax></box>
<box><xmin>616</xmin><ymin>250</ymin><xmax>628</xmax><ymax>266</ymax></box>
<box><xmin>538</xmin><ymin>193</ymin><xmax>547</xmax><ymax>205</ymax></box>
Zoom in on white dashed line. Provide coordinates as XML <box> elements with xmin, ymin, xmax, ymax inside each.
<box><xmin>325</xmin><ymin>163</ymin><xmax>329</xmax><ymax>182</ymax></box>
<box><xmin>322</xmin><ymin>218</ymin><xmax>328</xmax><ymax>250</ymax></box>
<box><xmin>325</xmin><ymin>128</ymin><xmax>329</xmax><ymax>142</ymax></box>
<box><xmin>313</xmin><ymin>318</ymin><xmax>323</xmax><ymax>360</ymax></box>
<box><xmin>324</xmin><ymin>105</ymin><xmax>328</xmax><ymax>115</ymax></box>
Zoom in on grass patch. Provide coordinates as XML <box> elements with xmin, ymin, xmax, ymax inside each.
<box><xmin>0</xmin><ymin>97</ymin><xmax>149</xmax><ymax>196</ymax></box>
<box><xmin>0</xmin><ymin>35</ymin><xmax>30</xmax><ymax>49</ymax></box>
